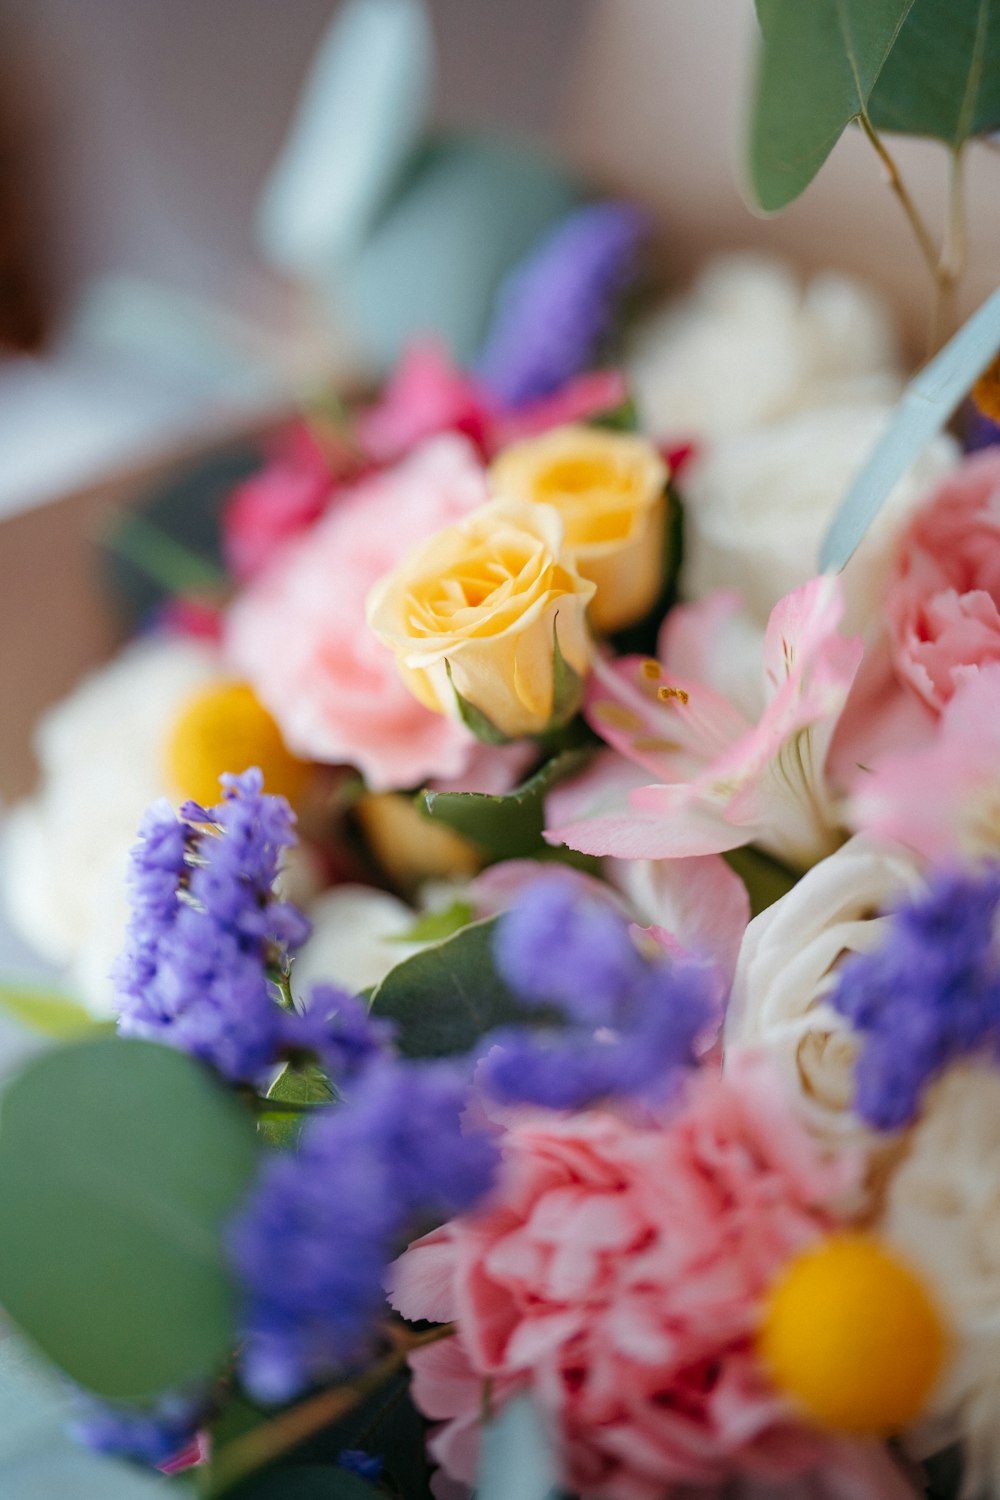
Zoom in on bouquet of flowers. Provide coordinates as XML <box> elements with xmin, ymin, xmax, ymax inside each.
<box><xmin>3</xmin><ymin>4</ymin><xmax>1000</xmax><ymax>1498</ymax></box>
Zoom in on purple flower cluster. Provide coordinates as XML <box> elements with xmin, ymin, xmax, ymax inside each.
<box><xmin>114</xmin><ymin>769</ymin><xmax>311</xmax><ymax>1081</ymax></box>
<box><xmin>831</xmin><ymin>863</ymin><xmax>1000</xmax><ymax>1130</ymax></box>
<box><xmin>482</xmin><ymin>878</ymin><xmax>711</xmax><ymax>1109</ymax></box>
<box><xmin>70</xmin><ymin>1388</ymin><xmax>204</xmax><ymax>1468</ymax></box>
<box><xmin>476</xmin><ymin>201</ymin><xmax>648</xmax><ymax>406</ymax></box>
<box><xmin>228</xmin><ymin>1059</ymin><xmax>497</xmax><ymax>1403</ymax></box>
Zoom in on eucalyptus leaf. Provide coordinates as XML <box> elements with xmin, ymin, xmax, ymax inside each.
<box><xmin>419</xmin><ymin>751</ymin><xmax>589</xmax><ymax>859</ymax></box>
<box><xmin>748</xmin><ymin>0</ymin><xmax>916</xmax><ymax>210</ymax></box>
<box><xmin>477</xmin><ymin>1395</ymin><xmax>558</xmax><ymax>1500</ymax></box>
<box><xmin>369</xmin><ymin>917</ymin><xmax>532</xmax><ymax>1057</ymax></box>
<box><xmin>260</xmin><ymin>1064</ymin><xmax>335</xmax><ymax>1148</ymax></box>
<box><xmin>868</xmin><ymin>0</ymin><xmax>1000</xmax><ymax>144</ymax></box>
<box><xmin>0</xmin><ymin>1037</ymin><xmax>260</xmax><ymax>1400</ymax></box>
<box><xmin>821</xmin><ymin>285</ymin><xmax>1000</xmax><ymax>570</ymax></box>
<box><xmin>0</xmin><ymin>982</ymin><xmax>104</xmax><ymax>1039</ymax></box>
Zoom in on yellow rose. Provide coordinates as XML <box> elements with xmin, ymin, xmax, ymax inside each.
<box><xmin>489</xmin><ymin>424</ymin><xmax>669</xmax><ymax>632</ymax></box>
<box><xmin>366</xmin><ymin>498</ymin><xmax>595</xmax><ymax>739</ymax></box>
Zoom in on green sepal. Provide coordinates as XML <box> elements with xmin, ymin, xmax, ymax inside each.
<box><xmin>549</xmin><ymin>614</ymin><xmax>584</xmax><ymax>730</ymax></box>
<box><xmin>587</xmin><ymin>395</ymin><xmax>639</xmax><ymax>432</ymax></box>
<box><xmin>445</xmin><ymin>660</ymin><xmax>511</xmax><ymax>745</ymax></box>
<box><xmin>419</xmin><ymin>749</ymin><xmax>590</xmax><ymax>859</ymax></box>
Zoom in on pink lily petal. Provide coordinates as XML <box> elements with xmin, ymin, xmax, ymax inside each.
<box><xmin>547</xmin><ymin>577</ymin><xmax>862</xmax><ymax>868</ymax></box>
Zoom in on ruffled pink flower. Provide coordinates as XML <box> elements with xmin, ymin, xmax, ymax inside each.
<box><xmin>357</xmin><ymin>341</ymin><xmax>494</xmax><ymax>464</ymax></box>
<box><xmin>849</xmin><ymin>663</ymin><xmax>1000</xmax><ymax>862</ymax></box>
<box><xmin>546</xmin><ymin>578</ymin><xmax>863</xmax><ymax>870</ymax></box>
<box><xmin>222</xmin><ymin>423</ymin><xmax>346</xmax><ymax>582</ymax></box>
<box><xmin>885</xmin><ymin>450</ymin><xmax>1000</xmax><ymax>711</ymax></box>
<box><xmin>489</xmin><ymin>368</ymin><xmax>630</xmax><ymax>450</ymax></box>
<box><xmin>386</xmin><ymin>1058</ymin><xmax>897</xmax><ymax>1500</ymax></box>
<box><xmin>225</xmin><ymin>435</ymin><xmax>489</xmax><ymax>790</ymax></box>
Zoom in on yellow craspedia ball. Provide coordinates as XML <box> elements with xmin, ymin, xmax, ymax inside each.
<box><xmin>972</xmin><ymin>353</ymin><xmax>1000</xmax><ymax>425</ymax></box>
<box><xmin>758</xmin><ymin>1233</ymin><xmax>946</xmax><ymax>1436</ymax></box>
<box><xmin>165</xmin><ymin>680</ymin><xmax>308</xmax><ymax>808</ymax></box>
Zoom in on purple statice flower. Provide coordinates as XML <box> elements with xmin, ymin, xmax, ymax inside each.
<box><xmin>114</xmin><ymin>768</ymin><xmax>311</xmax><ymax>1082</ymax></box>
<box><xmin>476</xmin><ymin>201</ymin><xmax>648</xmax><ymax>406</ymax></box>
<box><xmin>228</xmin><ymin>1058</ymin><xmax>497</xmax><ymax>1403</ymax></box>
<box><xmin>338</xmin><ymin>1450</ymin><xmax>383</xmax><ymax>1483</ymax></box>
<box><xmin>830</xmin><ymin>863</ymin><xmax>1000</xmax><ymax>1130</ymax></box>
<box><xmin>964</xmin><ymin>399</ymin><xmax>1000</xmax><ymax>453</ymax></box>
<box><xmin>482</xmin><ymin>878</ymin><xmax>711</xmax><ymax>1110</ymax></box>
<box><xmin>285</xmin><ymin>983</ymin><xmax>397</xmax><ymax>1084</ymax></box>
<box><xmin>70</xmin><ymin>1388</ymin><xmax>205</xmax><ymax>1469</ymax></box>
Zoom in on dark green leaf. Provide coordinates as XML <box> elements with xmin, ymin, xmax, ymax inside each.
<box><xmin>868</xmin><ymin>0</ymin><xmax>1000</xmax><ymax>144</ymax></box>
<box><xmin>0</xmin><ymin>982</ymin><xmax>106</xmax><ymax>1039</ymax></box>
<box><xmin>260</xmin><ymin>1064</ymin><xmax>335</xmax><ymax>1149</ymax></box>
<box><xmin>0</xmin><ymin>1037</ymin><xmax>259</xmax><ymax>1400</ymax></box>
<box><xmin>369</xmin><ymin>917</ymin><xmax>533</xmax><ymax>1057</ymax></box>
<box><xmin>444</xmin><ymin>662</ymin><xmax>510</xmax><ymax>745</ymax></box>
<box><xmin>748</xmin><ymin>0</ymin><xmax>916</xmax><ymax>210</ymax></box>
<box><xmin>221</xmin><ymin>1464</ymin><xmax>379</xmax><ymax>1500</ymax></box>
<box><xmin>395</xmin><ymin>899</ymin><xmax>475</xmax><ymax>943</ymax></box>
<box><xmin>419</xmin><ymin>750</ymin><xmax>589</xmax><ymax>859</ymax></box>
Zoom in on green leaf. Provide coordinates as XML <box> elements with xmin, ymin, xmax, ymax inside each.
<box><xmin>821</xmin><ymin>284</ymin><xmax>1000</xmax><ymax>570</ymax></box>
<box><xmin>369</xmin><ymin>917</ymin><xmax>533</xmax><ymax>1057</ymax></box>
<box><xmin>260</xmin><ymin>1064</ymin><xmax>335</xmax><ymax>1149</ymax></box>
<box><xmin>0</xmin><ymin>982</ymin><xmax>106</xmax><ymax>1039</ymax></box>
<box><xmin>748</xmin><ymin>0</ymin><xmax>916</xmax><ymax>210</ymax></box>
<box><xmin>444</xmin><ymin>661</ymin><xmax>511</xmax><ymax>746</ymax></box>
<box><xmin>395</xmin><ymin>899</ymin><xmax>476</xmax><ymax>943</ymax></box>
<box><xmin>419</xmin><ymin>750</ymin><xmax>589</xmax><ymax>859</ymax></box>
<box><xmin>868</xmin><ymin>0</ymin><xmax>1000</xmax><ymax>145</ymax></box>
<box><xmin>587</xmin><ymin>395</ymin><xmax>639</xmax><ymax>433</ymax></box>
<box><xmin>477</xmin><ymin>1394</ymin><xmax>557</xmax><ymax>1500</ymax></box>
<box><xmin>0</xmin><ymin>1037</ymin><xmax>260</xmax><ymax>1401</ymax></box>
<box><xmin>722</xmin><ymin>845</ymin><xmax>799</xmax><ymax>917</ymax></box>
<box><xmin>222</xmin><ymin>1467</ymin><xmax>381</xmax><ymax>1500</ymax></box>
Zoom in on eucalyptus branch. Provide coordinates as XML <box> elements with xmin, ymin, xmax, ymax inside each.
<box><xmin>206</xmin><ymin>1323</ymin><xmax>456</xmax><ymax>1494</ymax></box>
<box><xmin>858</xmin><ymin>111</ymin><xmax>941</xmax><ymax>278</ymax></box>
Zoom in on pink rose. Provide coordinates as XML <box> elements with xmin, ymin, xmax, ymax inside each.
<box><xmin>388</xmin><ymin>1059</ymin><xmax>864</xmax><ymax>1500</ymax></box>
<box><xmin>885</xmin><ymin>450</ymin><xmax>1000</xmax><ymax>712</ymax></box>
<box><xmin>225</xmin><ymin>435</ymin><xmax>488</xmax><ymax>790</ymax></box>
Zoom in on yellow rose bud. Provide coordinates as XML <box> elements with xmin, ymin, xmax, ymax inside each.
<box><xmin>489</xmin><ymin>424</ymin><xmax>669</xmax><ymax>633</ymax></box>
<box><xmin>366</xmin><ymin>498</ymin><xmax>595</xmax><ymax>740</ymax></box>
<box><xmin>355</xmin><ymin>792</ymin><xmax>484</xmax><ymax>892</ymax></box>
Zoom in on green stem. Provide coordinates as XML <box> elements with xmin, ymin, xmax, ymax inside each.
<box><xmin>206</xmin><ymin>1324</ymin><xmax>455</xmax><ymax>1495</ymax></box>
<box><xmin>858</xmin><ymin>111</ymin><xmax>941</xmax><ymax>279</ymax></box>
<box><xmin>932</xmin><ymin>145</ymin><xmax>967</xmax><ymax>350</ymax></box>
<box><xmin>102</xmin><ymin>512</ymin><xmax>226</xmax><ymax>595</ymax></box>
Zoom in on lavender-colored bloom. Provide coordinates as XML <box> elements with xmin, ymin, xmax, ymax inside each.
<box><xmin>831</xmin><ymin>863</ymin><xmax>1000</xmax><ymax>1130</ymax></box>
<box><xmin>285</xmin><ymin>983</ymin><xmax>396</xmax><ymax>1084</ymax></box>
<box><xmin>964</xmin><ymin>400</ymin><xmax>1000</xmax><ymax>453</ymax></box>
<box><xmin>483</xmin><ymin>877</ymin><xmax>711</xmax><ymax>1110</ymax></box>
<box><xmin>229</xmin><ymin>1059</ymin><xmax>497</xmax><ymax>1403</ymax></box>
<box><xmin>115</xmin><ymin>769</ymin><xmax>311</xmax><ymax>1082</ymax></box>
<box><xmin>71</xmin><ymin>1389</ymin><xmax>204</xmax><ymax>1468</ymax></box>
<box><xmin>476</xmin><ymin>201</ymin><xmax>648</xmax><ymax>406</ymax></box>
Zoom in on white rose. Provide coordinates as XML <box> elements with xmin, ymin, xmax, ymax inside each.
<box><xmin>1</xmin><ymin>636</ymin><xmax>221</xmax><ymax>1015</ymax></box>
<box><xmin>880</xmin><ymin>1065</ymin><xmax>1000</xmax><ymax>1493</ymax></box>
<box><xmin>627</xmin><ymin>254</ymin><xmax>901</xmax><ymax>442</ymax></box>
<box><xmin>681</xmin><ymin>404</ymin><xmax>959</xmax><ymax>635</ymax></box>
<box><xmin>724</xmin><ymin>835</ymin><xmax>925</xmax><ymax>1146</ymax></box>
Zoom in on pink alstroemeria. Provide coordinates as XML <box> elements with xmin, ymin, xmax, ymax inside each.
<box><xmin>546</xmin><ymin>576</ymin><xmax>863</xmax><ymax>869</ymax></box>
<box><xmin>849</xmin><ymin>663</ymin><xmax>1000</xmax><ymax>862</ymax></box>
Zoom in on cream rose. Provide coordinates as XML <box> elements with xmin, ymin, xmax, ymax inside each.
<box><xmin>489</xmin><ymin>425</ymin><xmax>668</xmax><ymax>632</ymax></box>
<box><xmin>880</xmin><ymin>1065</ymin><xmax>1000</xmax><ymax>1493</ymax></box>
<box><xmin>681</xmin><ymin>404</ymin><xmax>958</xmax><ymax>636</ymax></box>
<box><xmin>366</xmin><ymin>498</ymin><xmax>595</xmax><ymax>739</ymax></box>
<box><xmin>724</xmin><ymin>834</ymin><xmax>925</xmax><ymax>1146</ymax></box>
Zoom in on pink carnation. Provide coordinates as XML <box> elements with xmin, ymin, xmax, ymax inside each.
<box><xmin>885</xmin><ymin>450</ymin><xmax>1000</xmax><ymax>711</ymax></box>
<box><xmin>388</xmin><ymin>1059</ymin><xmax>867</xmax><ymax>1500</ymax></box>
<box><xmin>225</xmin><ymin>435</ymin><xmax>488</xmax><ymax>790</ymax></box>
<box><xmin>222</xmin><ymin>422</ymin><xmax>346</xmax><ymax>583</ymax></box>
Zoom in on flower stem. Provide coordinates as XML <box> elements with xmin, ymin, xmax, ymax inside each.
<box><xmin>858</xmin><ymin>111</ymin><xmax>940</xmax><ymax>278</ymax></box>
<box><xmin>205</xmin><ymin>1323</ymin><xmax>455</xmax><ymax>1495</ymax></box>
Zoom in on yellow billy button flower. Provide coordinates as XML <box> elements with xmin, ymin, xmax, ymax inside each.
<box><xmin>489</xmin><ymin>424</ymin><xmax>669</xmax><ymax>633</ymax></box>
<box><xmin>366</xmin><ymin>498</ymin><xmax>595</xmax><ymax>741</ymax></box>
<box><xmin>758</xmin><ymin>1232</ymin><xmax>946</xmax><ymax>1436</ymax></box>
<box><xmin>165</xmin><ymin>680</ymin><xmax>309</xmax><ymax>807</ymax></box>
<box><xmin>972</xmin><ymin>353</ymin><xmax>1000</xmax><ymax>426</ymax></box>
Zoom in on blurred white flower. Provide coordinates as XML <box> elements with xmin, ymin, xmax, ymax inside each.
<box><xmin>681</xmin><ymin>404</ymin><xmax>959</xmax><ymax>635</ymax></box>
<box><xmin>292</xmin><ymin>884</ymin><xmax>428</xmax><ymax>999</ymax></box>
<box><xmin>881</xmin><ymin>1065</ymin><xmax>1000</xmax><ymax>1494</ymax></box>
<box><xmin>724</xmin><ymin>834</ymin><xmax>925</xmax><ymax>1147</ymax></box>
<box><xmin>1</xmin><ymin>636</ymin><xmax>220</xmax><ymax>1015</ymax></box>
<box><xmin>628</xmin><ymin>254</ymin><xmax>901</xmax><ymax>442</ymax></box>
